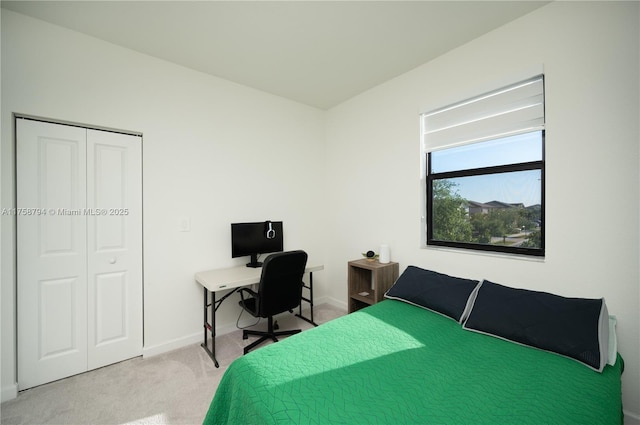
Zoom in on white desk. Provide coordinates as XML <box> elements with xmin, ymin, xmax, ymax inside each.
<box><xmin>195</xmin><ymin>263</ymin><xmax>323</xmax><ymax>367</ymax></box>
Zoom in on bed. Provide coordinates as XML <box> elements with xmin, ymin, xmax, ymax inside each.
<box><xmin>204</xmin><ymin>266</ymin><xmax>624</xmax><ymax>425</ymax></box>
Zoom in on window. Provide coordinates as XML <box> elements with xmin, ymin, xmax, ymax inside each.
<box><xmin>422</xmin><ymin>76</ymin><xmax>545</xmax><ymax>256</ymax></box>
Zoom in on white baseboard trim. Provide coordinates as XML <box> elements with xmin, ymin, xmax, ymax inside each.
<box><xmin>625</xmin><ymin>410</ymin><xmax>640</xmax><ymax>424</ymax></box>
<box><xmin>315</xmin><ymin>296</ymin><xmax>347</xmax><ymax>312</ymax></box>
<box><xmin>142</xmin><ymin>333</ymin><xmax>202</xmax><ymax>358</ymax></box>
<box><xmin>141</xmin><ymin>299</ymin><xmax>347</xmax><ymax>359</ymax></box>
<box><xmin>1</xmin><ymin>383</ymin><xmax>18</xmax><ymax>402</ymax></box>
<box><xmin>141</xmin><ymin>323</ymin><xmax>244</xmax><ymax>358</ymax></box>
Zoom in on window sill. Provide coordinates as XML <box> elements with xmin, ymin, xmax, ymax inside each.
<box><xmin>421</xmin><ymin>244</ymin><xmax>546</xmax><ymax>263</ymax></box>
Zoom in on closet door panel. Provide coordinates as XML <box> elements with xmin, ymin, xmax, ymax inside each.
<box><xmin>17</xmin><ymin>119</ymin><xmax>88</xmax><ymax>390</ymax></box>
<box><xmin>86</xmin><ymin>129</ymin><xmax>143</xmax><ymax>369</ymax></box>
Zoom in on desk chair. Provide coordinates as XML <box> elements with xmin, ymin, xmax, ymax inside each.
<box><xmin>238</xmin><ymin>250</ymin><xmax>308</xmax><ymax>354</ymax></box>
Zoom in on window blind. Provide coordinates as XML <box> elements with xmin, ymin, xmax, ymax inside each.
<box><xmin>422</xmin><ymin>75</ymin><xmax>545</xmax><ymax>152</ymax></box>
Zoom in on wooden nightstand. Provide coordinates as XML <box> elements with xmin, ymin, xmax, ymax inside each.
<box><xmin>348</xmin><ymin>259</ymin><xmax>399</xmax><ymax>313</ymax></box>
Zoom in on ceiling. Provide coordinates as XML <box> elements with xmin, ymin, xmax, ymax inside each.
<box><xmin>1</xmin><ymin>1</ymin><xmax>549</xmax><ymax>110</ymax></box>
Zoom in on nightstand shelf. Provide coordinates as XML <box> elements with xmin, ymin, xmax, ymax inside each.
<box><xmin>348</xmin><ymin>259</ymin><xmax>399</xmax><ymax>313</ymax></box>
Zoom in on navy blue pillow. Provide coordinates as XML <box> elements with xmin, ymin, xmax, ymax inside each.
<box><xmin>463</xmin><ymin>280</ymin><xmax>609</xmax><ymax>372</ymax></box>
<box><xmin>384</xmin><ymin>266</ymin><xmax>480</xmax><ymax>323</ymax></box>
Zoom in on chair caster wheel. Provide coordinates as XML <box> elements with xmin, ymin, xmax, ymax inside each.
<box><xmin>242</xmin><ymin>332</ymin><xmax>248</xmax><ymax>340</ymax></box>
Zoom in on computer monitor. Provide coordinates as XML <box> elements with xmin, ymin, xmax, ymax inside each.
<box><xmin>231</xmin><ymin>221</ymin><xmax>284</xmax><ymax>268</ymax></box>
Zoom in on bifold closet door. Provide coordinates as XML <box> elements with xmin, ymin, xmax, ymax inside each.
<box><xmin>86</xmin><ymin>129</ymin><xmax>142</xmax><ymax>370</ymax></box>
<box><xmin>17</xmin><ymin>120</ymin><xmax>89</xmax><ymax>390</ymax></box>
<box><xmin>17</xmin><ymin>119</ymin><xmax>142</xmax><ymax>390</ymax></box>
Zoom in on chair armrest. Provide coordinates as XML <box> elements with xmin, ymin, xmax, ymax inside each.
<box><xmin>238</xmin><ymin>287</ymin><xmax>258</xmax><ymax>303</ymax></box>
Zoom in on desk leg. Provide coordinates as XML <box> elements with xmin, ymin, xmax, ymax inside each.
<box><xmin>296</xmin><ymin>271</ymin><xmax>318</xmax><ymax>327</ymax></box>
<box><xmin>201</xmin><ymin>287</ymin><xmax>219</xmax><ymax>368</ymax></box>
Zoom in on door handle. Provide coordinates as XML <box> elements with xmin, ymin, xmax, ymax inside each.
<box><xmin>109</xmin><ymin>258</ymin><xmax>117</xmax><ymax>264</ymax></box>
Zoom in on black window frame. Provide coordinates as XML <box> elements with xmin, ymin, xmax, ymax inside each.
<box><xmin>426</xmin><ymin>131</ymin><xmax>545</xmax><ymax>257</ymax></box>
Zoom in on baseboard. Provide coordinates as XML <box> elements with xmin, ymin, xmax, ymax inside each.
<box><xmin>314</xmin><ymin>296</ymin><xmax>347</xmax><ymax>312</ymax></box>
<box><xmin>142</xmin><ymin>300</ymin><xmax>346</xmax><ymax>358</ymax></box>
<box><xmin>1</xmin><ymin>383</ymin><xmax>18</xmax><ymax>402</ymax></box>
<box><xmin>625</xmin><ymin>410</ymin><xmax>640</xmax><ymax>424</ymax></box>
<box><xmin>142</xmin><ymin>332</ymin><xmax>202</xmax><ymax>358</ymax></box>
<box><xmin>141</xmin><ymin>323</ymin><xmax>242</xmax><ymax>358</ymax></box>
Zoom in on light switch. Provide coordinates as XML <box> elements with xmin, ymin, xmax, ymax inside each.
<box><xmin>178</xmin><ymin>217</ymin><xmax>191</xmax><ymax>232</ymax></box>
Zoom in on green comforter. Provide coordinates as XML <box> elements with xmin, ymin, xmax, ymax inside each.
<box><xmin>205</xmin><ymin>300</ymin><xmax>623</xmax><ymax>424</ymax></box>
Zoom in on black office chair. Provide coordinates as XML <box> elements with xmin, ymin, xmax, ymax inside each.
<box><xmin>238</xmin><ymin>250</ymin><xmax>308</xmax><ymax>354</ymax></box>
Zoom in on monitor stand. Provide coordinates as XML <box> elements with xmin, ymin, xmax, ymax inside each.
<box><xmin>246</xmin><ymin>254</ymin><xmax>262</xmax><ymax>268</ymax></box>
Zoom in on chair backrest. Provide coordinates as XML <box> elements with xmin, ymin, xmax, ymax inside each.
<box><xmin>256</xmin><ymin>250</ymin><xmax>308</xmax><ymax>318</ymax></box>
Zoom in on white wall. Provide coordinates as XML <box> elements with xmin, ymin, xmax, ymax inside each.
<box><xmin>1</xmin><ymin>10</ymin><xmax>327</xmax><ymax>399</ymax></box>
<box><xmin>325</xmin><ymin>1</ymin><xmax>640</xmax><ymax>418</ymax></box>
<box><xmin>3</xmin><ymin>2</ymin><xmax>639</xmax><ymax>420</ymax></box>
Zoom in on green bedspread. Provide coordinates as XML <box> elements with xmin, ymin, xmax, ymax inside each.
<box><xmin>204</xmin><ymin>300</ymin><xmax>623</xmax><ymax>425</ymax></box>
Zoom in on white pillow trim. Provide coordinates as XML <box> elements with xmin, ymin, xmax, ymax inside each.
<box><xmin>597</xmin><ymin>299</ymin><xmax>609</xmax><ymax>372</ymax></box>
<box><xmin>608</xmin><ymin>315</ymin><xmax>617</xmax><ymax>366</ymax></box>
<box><xmin>384</xmin><ymin>295</ymin><xmax>465</xmax><ymax>323</ymax></box>
<box><xmin>459</xmin><ymin>280</ymin><xmax>483</xmax><ymax>324</ymax></box>
<box><xmin>463</xmin><ymin>319</ymin><xmax>606</xmax><ymax>373</ymax></box>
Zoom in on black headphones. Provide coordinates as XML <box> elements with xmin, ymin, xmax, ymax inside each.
<box><xmin>265</xmin><ymin>221</ymin><xmax>276</xmax><ymax>239</ymax></box>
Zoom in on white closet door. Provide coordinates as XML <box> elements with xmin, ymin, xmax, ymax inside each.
<box><xmin>17</xmin><ymin>119</ymin><xmax>89</xmax><ymax>390</ymax></box>
<box><xmin>17</xmin><ymin>119</ymin><xmax>143</xmax><ymax>390</ymax></box>
<box><xmin>86</xmin><ymin>129</ymin><xmax>142</xmax><ymax>369</ymax></box>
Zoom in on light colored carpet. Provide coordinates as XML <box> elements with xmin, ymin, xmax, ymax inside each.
<box><xmin>1</xmin><ymin>304</ymin><xmax>345</xmax><ymax>425</ymax></box>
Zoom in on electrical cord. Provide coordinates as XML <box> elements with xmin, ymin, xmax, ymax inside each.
<box><xmin>236</xmin><ymin>302</ymin><xmax>261</xmax><ymax>330</ymax></box>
